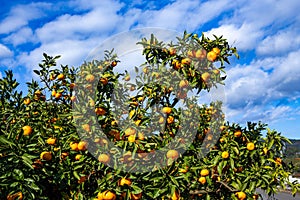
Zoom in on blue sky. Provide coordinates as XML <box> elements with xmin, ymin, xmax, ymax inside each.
<box><xmin>0</xmin><ymin>0</ymin><xmax>300</xmax><ymax>139</ymax></box>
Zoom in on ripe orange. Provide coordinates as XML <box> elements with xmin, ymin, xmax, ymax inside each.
<box><xmin>247</xmin><ymin>142</ymin><xmax>255</xmax><ymax>151</ymax></box>
<box><xmin>171</xmin><ymin>191</ymin><xmax>180</xmax><ymax>200</ymax></box>
<box><xmin>201</xmin><ymin>72</ymin><xmax>210</xmax><ymax>82</ymax></box>
<box><xmin>142</xmin><ymin>66</ymin><xmax>149</xmax><ymax>74</ymax></box>
<box><xmin>166</xmin><ymin>149</ymin><xmax>179</xmax><ymax>159</ymax></box>
<box><xmin>234</xmin><ymin>130</ymin><xmax>242</xmax><ymax>137</ymax></box>
<box><xmin>236</xmin><ymin>191</ymin><xmax>246</xmax><ymax>200</ymax></box>
<box><xmin>181</xmin><ymin>58</ymin><xmax>191</xmax><ymax>65</ymax></box>
<box><xmin>70</xmin><ymin>96</ymin><xmax>76</xmax><ymax>102</ymax></box>
<box><xmin>124</xmin><ymin>75</ymin><xmax>130</xmax><ymax>81</ymax></box>
<box><xmin>200</xmin><ymin>169</ymin><xmax>209</xmax><ymax>176</ymax></box>
<box><xmin>167</xmin><ymin>116</ymin><xmax>174</xmax><ymax>124</ymax></box>
<box><xmin>86</xmin><ymin>74</ymin><xmax>95</xmax><ymax>82</ymax></box>
<box><xmin>57</xmin><ymin>73</ymin><xmax>65</xmax><ymax>80</ymax></box>
<box><xmin>162</xmin><ymin>107</ymin><xmax>172</xmax><ymax>114</ymax></box>
<box><xmin>158</xmin><ymin>116</ymin><xmax>165</xmax><ymax>124</ymax></box>
<box><xmin>119</xmin><ymin>177</ymin><xmax>132</xmax><ymax>186</ymax></box>
<box><xmin>212</xmin><ymin>69</ymin><xmax>220</xmax><ymax>75</ymax></box>
<box><xmin>55</xmin><ymin>92</ymin><xmax>62</xmax><ymax>99</ymax></box>
<box><xmin>51</xmin><ymin>90</ymin><xmax>56</xmax><ymax>97</ymax></box>
<box><xmin>220</xmin><ymin>125</ymin><xmax>227</xmax><ymax>131</ymax></box>
<box><xmin>98</xmin><ymin>190</ymin><xmax>116</xmax><ymax>200</ymax></box>
<box><xmin>124</xmin><ymin>127</ymin><xmax>136</xmax><ymax>136</ymax></box>
<box><xmin>179</xmin><ymin>80</ymin><xmax>188</xmax><ymax>88</ymax></box>
<box><xmin>23</xmin><ymin>98</ymin><xmax>31</xmax><ymax>105</ymax></box>
<box><xmin>82</xmin><ymin>124</ymin><xmax>91</xmax><ymax>132</ymax></box>
<box><xmin>46</xmin><ymin>138</ymin><xmax>56</xmax><ymax>145</ymax></box>
<box><xmin>98</xmin><ymin>154</ymin><xmax>110</xmax><ymax>164</ymax></box>
<box><xmin>70</xmin><ymin>142</ymin><xmax>79</xmax><ymax>151</ymax></box>
<box><xmin>100</xmin><ymin>77</ymin><xmax>108</xmax><ymax>85</ymax></box>
<box><xmin>222</xmin><ymin>151</ymin><xmax>229</xmax><ymax>159</ymax></box>
<box><xmin>212</xmin><ymin>47</ymin><xmax>221</xmax><ymax>55</ymax></box>
<box><xmin>70</xmin><ymin>82</ymin><xmax>76</xmax><ymax>89</ymax></box>
<box><xmin>111</xmin><ymin>61</ymin><xmax>117</xmax><ymax>67</ymax></box>
<box><xmin>172</xmin><ymin>60</ymin><xmax>181</xmax><ymax>70</ymax></box>
<box><xmin>195</xmin><ymin>49</ymin><xmax>206</xmax><ymax>59</ymax></box>
<box><xmin>22</xmin><ymin>125</ymin><xmax>32</xmax><ymax>136</ymax></box>
<box><xmin>275</xmin><ymin>157</ymin><xmax>282</xmax><ymax>165</ymax></box>
<box><xmin>130</xmin><ymin>193</ymin><xmax>142</xmax><ymax>200</ymax></box>
<box><xmin>128</xmin><ymin>134</ymin><xmax>136</xmax><ymax>143</ymax></box>
<box><xmin>169</xmin><ymin>47</ymin><xmax>176</xmax><ymax>56</ymax></box>
<box><xmin>95</xmin><ymin>107</ymin><xmax>106</xmax><ymax>115</ymax></box>
<box><xmin>138</xmin><ymin>132</ymin><xmax>145</xmax><ymax>140</ymax></box>
<box><xmin>198</xmin><ymin>176</ymin><xmax>206</xmax><ymax>184</ymax></box>
<box><xmin>78</xmin><ymin>141</ymin><xmax>88</xmax><ymax>151</ymax></box>
<box><xmin>207</xmin><ymin>51</ymin><xmax>217</xmax><ymax>62</ymax></box>
<box><xmin>40</xmin><ymin>151</ymin><xmax>52</xmax><ymax>161</ymax></box>
<box><xmin>75</xmin><ymin>154</ymin><xmax>82</xmax><ymax>161</ymax></box>
<box><xmin>187</xmin><ymin>50</ymin><xmax>195</xmax><ymax>57</ymax></box>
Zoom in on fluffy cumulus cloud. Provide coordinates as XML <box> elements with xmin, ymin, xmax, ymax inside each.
<box><xmin>0</xmin><ymin>44</ymin><xmax>13</xmax><ymax>58</ymax></box>
<box><xmin>0</xmin><ymin>2</ymin><xmax>52</xmax><ymax>34</ymax></box>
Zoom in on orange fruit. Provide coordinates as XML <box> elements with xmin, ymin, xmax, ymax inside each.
<box><xmin>70</xmin><ymin>82</ymin><xmax>76</xmax><ymax>89</ymax></box>
<box><xmin>82</xmin><ymin>124</ymin><xmax>91</xmax><ymax>132</ymax></box>
<box><xmin>57</xmin><ymin>73</ymin><xmax>65</xmax><ymax>80</ymax></box>
<box><xmin>200</xmin><ymin>169</ymin><xmax>209</xmax><ymax>176</ymax></box>
<box><xmin>75</xmin><ymin>154</ymin><xmax>82</xmax><ymax>161</ymax></box>
<box><xmin>124</xmin><ymin>75</ymin><xmax>130</xmax><ymax>81</ymax></box>
<box><xmin>86</xmin><ymin>74</ymin><xmax>95</xmax><ymax>82</ymax></box>
<box><xmin>70</xmin><ymin>142</ymin><xmax>79</xmax><ymax>151</ymax></box>
<box><xmin>98</xmin><ymin>190</ymin><xmax>116</xmax><ymax>200</ymax></box>
<box><xmin>179</xmin><ymin>166</ymin><xmax>189</xmax><ymax>173</ymax></box>
<box><xmin>100</xmin><ymin>77</ymin><xmax>108</xmax><ymax>85</ymax></box>
<box><xmin>169</xmin><ymin>47</ymin><xmax>176</xmax><ymax>56</ymax></box>
<box><xmin>78</xmin><ymin>141</ymin><xmax>88</xmax><ymax>151</ymax></box>
<box><xmin>98</xmin><ymin>154</ymin><xmax>110</xmax><ymax>164</ymax></box>
<box><xmin>40</xmin><ymin>151</ymin><xmax>52</xmax><ymax>161</ymax></box>
<box><xmin>51</xmin><ymin>90</ymin><xmax>56</xmax><ymax>97</ymax></box>
<box><xmin>119</xmin><ymin>177</ymin><xmax>132</xmax><ymax>186</ymax></box>
<box><xmin>187</xmin><ymin>50</ymin><xmax>195</xmax><ymax>57</ymax></box>
<box><xmin>222</xmin><ymin>151</ymin><xmax>229</xmax><ymax>159</ymax></box>
<box><xmin>46</xmin><ymin>138</ymin><xmax>56</xmax><ymax>145</ymax></box>
<box><xmin>172</xmin><ymin>60</ymin><xmax>181</xmax><ymax>70</ymax></box>
<box><xmin>247</xmin><ymin>142</ymin><xmax>255</xmax><ymax>151</ymax></box>
<box><xmin>212</xmin><ymin>69</ymin><xmax>220</xmax><ymax>75</ymax></box>
<box><xmin>138</xmin><ymin>132</ymin><xmax>145</xmax><ymax>140</ymax></box>
<box><xmin>70</xmin><ymin>96</ymin><xmax>76</xmax><ymax>102</ymax></box>
<box><xmin>212</xmin><ymin>47</ymin><xmax>221</xmax><ymax>55</ymax></box>
<box><xmin>207</xmin><ymin>51</ymin><xmax>217</xmax><ymax>62</ymax></box>
<box><xmin>198</xmin><ymin>176</ymin><xmax>206</xmax><ymax>184</ymax></box>
<box><xmin>95</xmin><ymin>107</ymin><xmax>106</xmax><ymax>115</ymax></box>
<box><xmin>181</xmin><ymin>58</ymin><xmax>191</xmax><ymax>65</ymax></box>
<box><xmin>23</xmin><ymin>98</ymin><xmax>31</xmax><ymax>105</ymax></box>
<box><xmin>55</xmin><ymin>92</ymin><xmax>62</xmax><ymax>99</ymax></box>
<box><xmin>171</xmin><ymin>191</ymin><xmax>180</xmax><ymax>200</ymax></box>
<box><xmin>220</xmin><ymin>125</ymin><xmax>227</xmax><ymax>131</ymax></box>
<box><xmin>195</xmin><ymin>49</ymin><xmax>206</xmax><ymax>59</ymax></box>
<box><xmin>179</xmin><ymin>80</ymin><xmax>188</xmax><ymax>88</ymax></box>
<box><xmin>158</xmin><ymin>116</ymin><xmax>165</xmax><ymax>124</ymax></box>
<box><xmin>130</xmin><ymin>193</ymin><xmax>142</xmax><ymax>200</ymax></box>
<box><xmin>111</xmin><ymin>61</ymin><xmax>117</xmax><ymax>67</ymax></box>
<box><xmin>124</xmin><ymin>127</ymin><xmax>136</xmax><ymax>136</ymax></box>
<box><xmin>166</xmin><ymin>149</ymin><xmax>179</xmax><ymax>159</ymax></box>
<box><xmin>234</xmin><ymin>130</ymin><xmax>242</xmax><ymax>137</ymax></box>
<box><xmin>128</xmin><ymin>134</ymin><xmax>136</xmax><ymax>143</ymax></box>
<box><xmin>236</xmin><ymin>191</ymin><xmax>246</xmax><ymax>200</ymax></box>
<box><xmin>162</xmin><ymin>107</ymin><xmax>172</xmax><ymax>114</ymax></box>
<box><xmin>275</xmin><ymin>157</ymin><xmax>282</xmax><ymax>165</ymax></box>
<box><xmin>201</xmin><ymin>72</ymin><xmax>210</xmax><ymax>82</ymax></box>
<box><xmin>22</xmin><ymin>125</ymin><xmax>33</xmax><ymax>136</ymax></box>
<box><xmin>167</xmin><ymin>116</ymin><xmax>174</xmax><ymax>124</ymax></box>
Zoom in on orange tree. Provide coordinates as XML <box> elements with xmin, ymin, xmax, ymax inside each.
<box><xmin>0</xmin><ymin>31</ymin><xmax>299</xmax><ymax>200</ymax></box>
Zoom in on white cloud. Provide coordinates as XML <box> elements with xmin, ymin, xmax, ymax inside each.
<box><xmin>257</xmin><ymin>28</ymin><xmax>300</xmax><ymax>56</ymax></box>
<box><xmin>205</xmin><ymin>23</ymin><xmax>263</xmax><ymax>51</ymax></box>
<box><xmin>3</xmin><ymin>27</ymin><xmax>35</xmax><ymax>46</ymax></box>
<box><xmin>0</xmin><ymin>2</ymin><xmax>51</xmax><ymax>34</ymax></box>
<box><xmin>0</xmin><ymin>44</ymin><xmax>13</xmax><ymax>58</ymax></box>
